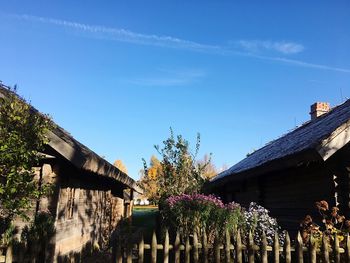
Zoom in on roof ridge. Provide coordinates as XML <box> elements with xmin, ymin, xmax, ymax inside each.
<box><xmin>212</xmin><ymin>98</ymin><xmax>350</xmax><ymax>183</ymax></box>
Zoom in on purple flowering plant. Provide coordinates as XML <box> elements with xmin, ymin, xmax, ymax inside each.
<box><xmin>163</xmin><ymin>193</ymin><xmax>245</xmax><ymax>242</ymax></box>
<box><xmin>163</xmin><ymin>194</ymin><xmax>284</xmax><ymax>246</ymax></box>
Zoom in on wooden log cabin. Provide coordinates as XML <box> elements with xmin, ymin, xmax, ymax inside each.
<box><xmin>0</xmin><ymin>85</ymin><xmax>142</xmax><ymax>262</ymax></box>
<box><xmin>208</xmin><ymin>100</ymin><xmax>350</xmax><ymax>232</ymax></box>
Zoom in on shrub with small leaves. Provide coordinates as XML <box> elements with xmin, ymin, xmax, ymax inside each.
<box><xmin>0</xmin><ymin>86</ymin><xmax>53</xmax><ymax>242</ymax></box>
<box><xmin>143</xmin><ymin>128</ymin><xmax>212</xmax><ymax>206</ymax></box>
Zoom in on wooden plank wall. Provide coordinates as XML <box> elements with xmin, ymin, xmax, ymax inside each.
<box><xmin>53</xmin><ymin>164</ymin><xmax>125</xmax><ymax>259</ymax></box>
<box><xmin>11</xmin><ymin>159</ymin><xmax>126</xmax><ymax>261</ymax></box>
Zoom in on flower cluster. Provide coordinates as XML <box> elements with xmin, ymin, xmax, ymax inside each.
<box><xmin>244</xmin><ymin>202</ymin><xmax>283</xmax><ymax>246</ymax></box>
<box><xmin>163</xmin><ymin>194</ymin><xmax>244</xmax><ymax>242</ymax></box>
<box><xmin>226</xmin><ymin>201</ymin><xmax>241</xmax><ymax>211</ymax></box>
<box><xmin>166</xmin><ymin>193</ymin><xmax>224</xmax><ymax>208</ymax></box>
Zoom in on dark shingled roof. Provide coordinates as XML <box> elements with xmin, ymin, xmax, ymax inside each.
<box><xmin>48</xmin><ymin>126</ymin><xmax>142</xmax><ymax>193</ymax></box>
<box><xmin>0</xmin><ymin>84</ymin><xmax>142</xmax><ymax>193</ymax></box>
<box><xmin>212</xmin><ymin>99</ymin><xmax>350</xmax><ymax>184</ymax></box>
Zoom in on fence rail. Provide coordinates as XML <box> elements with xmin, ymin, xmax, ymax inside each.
<box><xmin>113</xmin><ymin>230</ymin><xmax>350</xmax><ymax>263</ymax></box>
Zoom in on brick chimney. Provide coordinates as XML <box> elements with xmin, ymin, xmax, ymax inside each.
<box><xmin>310</xmin><ymin>102</ymin><xmax>330</xmax><ymax>120</ymax></box>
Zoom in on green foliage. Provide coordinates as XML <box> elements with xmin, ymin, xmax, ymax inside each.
<box><xmin>142</xmin><ymin>128</ymin><xmax>211</xmax><ymax>204</ymax></box>
<box><xmin>0</xmin><ymin>86</ymin><xmax>52</xmax><ymax>231</ymax></box>
<box><xmin>0</xmin><ymin>223</ymin><xmax>17</xmax><ymax>246</ymax></box>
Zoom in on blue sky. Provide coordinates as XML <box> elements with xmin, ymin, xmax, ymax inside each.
<box><xmin>1</xmin><ymin>1</ymin><xmax>350</xmax><ymax>179</ymax></box>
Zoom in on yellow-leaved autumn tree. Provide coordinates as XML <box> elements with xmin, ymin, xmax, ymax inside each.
<box><xmin>139</xmin><ymin>155</ymin><xmax>161</xmax><ymax>203</ymax></box>
<box><xmin>113</xmin><ymin>159</ymin><xmax>128</xmax><ymax>174</ymax></box>
<box><xmin>198</xmin><ymin>154</ymin><xmax>218</xmax><ymax>179</ymax></box>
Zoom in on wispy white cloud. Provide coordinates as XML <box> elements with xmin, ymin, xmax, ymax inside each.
<box><xmin>257</xmin><ymin>55</ymin><xmax>350</xmax><ymax>73</ymax></box>
<box><xmin>10</xmin><ymin>14</ymin><xmax>220</xmax><ymax>53</ymax></box>
<box><xmin>8</xmin><ymin>13</ymin><xmax>350</xmax><ymax>74</ymax></box>
<box><xmin>235</xmin><ymin>40</ymin><xmax>304</xmax><ymax>54</ymax></box>
<box><xmin>127</xmin><ymin>69</ymin><xmax>205</xmax><ymax>87</ymax></box>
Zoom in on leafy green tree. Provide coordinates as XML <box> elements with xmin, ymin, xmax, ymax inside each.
<box><xmin>0</xmin><ymin>86</ymin><xmax>52</xmax><ymax>238</ymax></box>
<box><xmin>143</xmin><ymin>128</ymin><xmax>211</xmax><ymax>204</ymax></box>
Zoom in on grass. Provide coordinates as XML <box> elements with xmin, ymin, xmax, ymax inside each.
<box><xmin>133</xmin><ymin>205</ymin><xmax>158</xmax><ymax>211</ymax></box>
<box><xmin>132</xmin><ymin>206</ymin><xmax>166</xmax><ymax>262</ymax></box>
<box><xmin>132</xmin><ymin>206</ymin><xmax>159</xmax><ymax>242</ymax></box>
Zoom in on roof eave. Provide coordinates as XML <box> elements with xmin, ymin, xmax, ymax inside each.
<box><xmin>209</xmin><ymin>112</ymin><xmax>350</xmax><ymax>192</ymax></box>
<box><xmin>207</xmin><ymin>148</ymin><xmax>321</xmax><ymax>191</ymax></box>
<box><xmin>316</xmin><ymin>119</ymin><xmax>350</xmax><ymax>161</ymax></box>
<box><xmin>0</xmin><ymin>85</ymin><xmax>142</xmax><ymax>192</ymax></box>
<box><xmin>47</xmin><ymin>130</ymin><xmax>143</xmax><ymax>193</ymax></box>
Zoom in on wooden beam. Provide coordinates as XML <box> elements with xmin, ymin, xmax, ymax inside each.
<box><xmin>317</xmin><ymin>120</ymin><xmax>350</xmax><ymax>161</ymax></box>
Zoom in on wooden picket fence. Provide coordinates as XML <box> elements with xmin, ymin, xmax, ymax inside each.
<box><xmin>113</xmin><ymin>229</ymin><xmax>350</xmax><ymax>263</ymax></box>
<box><xmin>0</xmin><ymin>245</ymin><xmax>12</xmax><ymax>263</ymax></box>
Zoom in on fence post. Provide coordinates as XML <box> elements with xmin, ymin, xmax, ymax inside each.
<box><xmin>164</xmin><ymin>229</ymin><xmax>169</xmax><ymax>263</ymax></box>
<box><xmin>185</xmin><ymin>236</ymin><xmax>191</xmax><ymax>263</ymax></box>
<box><xmin>273</xmin><ymin>232</ymin><xmax>279</xmax><ymax>263</ymax></box>
<box><xmin>126</xmin><ymin>241</ymin><xmax>132</xmax><ymax>263</ymax></box>
<box><xmin>260</xmin><ymin>232</ymin><xmax>268</xmax><ymax>263</ymax></box>
<box><xmin>17</xmin><ymin>244</ymin><xmax>25</xmax><ymax>263</ymax></box>
<box><xmin>345</xmin><ymin>233</ymin><xmax>350</xmax><ymax>262</ymax></box>
<box><xmin>225</xmin><ymin>229</ymin><xmax>231</xmax><ymax>263</ymax></box>
<box><xmin>236</xmin><ymin>231</ymin><xmax>243</xmax><ymax>263</ymax></box>
<box><xmin>248</xmin><ymin>231</ymin><xmax>255</xmax><ymax>263</ymax></box>
<box><xmin>138</xmin><ymin>234</ymin><xmax>144</xmax><ymax>263</ymax></box>
<box><xmin>175</xmin><ymin>231</ymin><xmax>180</xmax><ymax>263</ymax></box>
<box><xmin>322</xmin><ymin>233</ymin><xmax>330</xmax><ymax>263</ymax></box>
<box><xmin>284</xmin><ymin>231</ymin><xmax>291</xmax><ymax>263</ymax></box>
<box><xmin>116</xmin><ymin>237</ymin><xmax>123</xmax><ymax>263</ymax></box>
<box><xmin>214</xmin><ymin>231</ymin><xmax>220</xmax><ymax>263</ymax></box>
<box><xmin>309</xmin><ymin>236</ymin><xmax>316</xmax><ymax>263</ymax></box>
<box><xmin>5</xmin><ymin>245</ymin><xmax>12</xmax><ymax>263</ymax></box>
<box><xmin>202</xmin><ymin>230</ymin><xmax>208</xmax><ymax>263</ymax></box>
<box><xmin>295</xmin><ymin>232</ymin><xmax>304</xmax><ymax>263</ymax></box>
<box><xmin>334</xmin><ymin>233</ymin><xmax>340</xmax><ymax>263</ymax></box>
<box><xmin>193</xmin><ymin>232</ymin><xmax>199</xmax><ymax>263</ymax></box>
<box><xmin>151</xmin><ymin>231</ymin><xmax>157</xmax><ymax>263</ymax></box>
